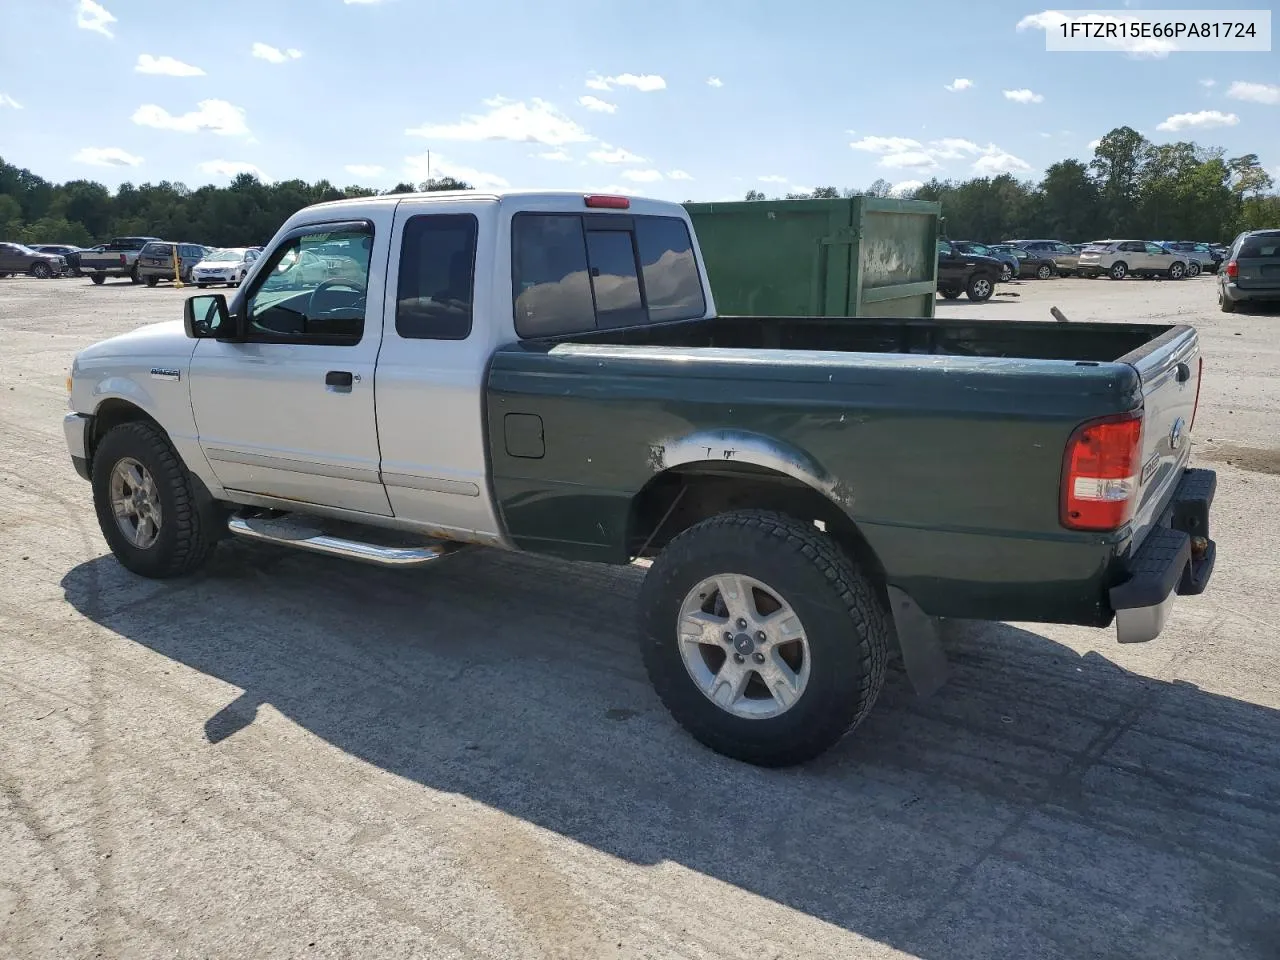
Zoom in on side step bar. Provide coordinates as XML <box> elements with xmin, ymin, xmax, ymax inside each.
<box><xmin>227</xmin><ymin>512</ymin><xmax>458</xmax><ymax>567</ymax></box>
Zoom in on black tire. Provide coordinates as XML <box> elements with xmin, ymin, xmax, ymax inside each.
<box><xmin>90</xmin><ymin>274</ymin><xmax>105</xmax><ymax>285</ymax></box>
<box><xmin>1186</xmin><ymin>262</ymin><xmax>1201</xmax><ymax>278</ymax></box>
<box><xmin>30</xmin><ymin>262</ymin><xmax>52</xmax><ymax>279</ymax></box>
<box><xmin>196</xmin><ymin>282</ymin><xmax>209</xmax><ymax>289</ymax></box>
<box><xmin>1168</xmin><ymin>262</ymin><xmax>1186</xmax><ymax>280</ymax></box>
<box><xmin>1219</xmin><ymin>291</ymin><xmax>1237</xmax><ymax>313</ymax></box>
<box><xmin>966</xmin><ymin>273</ymin><xmax>994</xmax><ymax>302</ymax></box>
<box><xmin>1109</xmin><ymin>261</ymin><xmax>1128</xmax><ymax>280</ymax></box>
<box><xmin>1036</xmin><ymin>263</ymin><xmax>1053</xmax><ymax>280</ymax></box>
<box><xmin>130</xmin><ymin>265</ymin><xmax>141</xmax><ymax>284</ymax></box>
<box><xmin>999</xmin><ymin>263</ymin><xmax>1013</xmax><ymax>282</ymax></box>
<box><xmin>91</xmin><ymin>422</ymin><xmax>219</xmax><ymax>579</ymax></box>
<box><xmin>638</xmin><ymin>510</ymin><xmax>890</xmax><ymax>767</ymax></box>
<box><xmin>145</xmin><ymin>275</ymin><xmax>159</xmax><ymax>287</ymax></box>
<box><xmin>0</xmin><ymin>273</ymin><xmax>8</xmax><ymax>279</ymax></box>
<box><xmin>939</xmin><ymin>288</ymin><xmax>962</xmax><ymax>300</ymax></box>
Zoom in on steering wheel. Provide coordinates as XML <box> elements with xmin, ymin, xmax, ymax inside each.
<box><xmin>307</xmin><ymin>277</ymin><xmax>367</xmax><ymax>317</ymax></box>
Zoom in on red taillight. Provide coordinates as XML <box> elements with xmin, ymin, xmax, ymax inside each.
<box><xmin>119</xmin><ymin>253</ymin><xmax>127</xmax><ymax>264</ymax></box>
<box><xmin>584</xmin><ymin>194</ymin><xmax>630</xmax><ymax>209</ymax></box>
<box><xmin>1061</xmin><ymin>411</ymin><xmax>1144</xmax><ymax>531</ymax></box>
<box><xmin>1225</xmin><ymin>259</ymin><xmax>1238</xmax><ymax>278</ymax></box>
<box><xmin>1190</xmin><ymin>355</ymin><xmax>1203</xmax><ymax>432</ymax></box>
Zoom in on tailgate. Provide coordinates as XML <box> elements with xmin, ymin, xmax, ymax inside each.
<box><xmin>1124</xmin><ymin>326</ymin><xmax>1201</xmax><ymax>546</ymax></box>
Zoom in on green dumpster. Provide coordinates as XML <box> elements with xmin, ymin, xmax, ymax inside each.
<box><xmin>684</xmin><ymin>196</ymin><xmax>942</xmax><ymax>318</ymax></box>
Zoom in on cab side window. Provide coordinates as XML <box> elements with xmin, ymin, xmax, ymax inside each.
<box><xmin>395</xmin><ymin>214</ymin><xmax>478</xmax><ymax>340</ymax></box>
<box><xmin>245</xmin><ymin>225</ymin><xmax>373</xmax><ymax>345</ymax></box>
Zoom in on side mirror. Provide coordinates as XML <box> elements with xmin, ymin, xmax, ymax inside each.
<box><xmin>183</xmin><ymin>293</ymin><xmax>242</xmax><ymax>340</ymax></box>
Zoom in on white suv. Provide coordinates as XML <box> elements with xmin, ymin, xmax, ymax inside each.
<box><xmin>1077</xmin><ymin>240</ymin><xmax>1188</xmax><ymax>281</ymax></box>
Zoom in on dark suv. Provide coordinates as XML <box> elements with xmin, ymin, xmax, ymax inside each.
<box><xmin>936</xmin><ymin>239</ymin><xmax>1003</xmax><ymax>301</ymax></box>
<box><xmin>0</xmin><ymin>242</ymin><xmax>68</xmax><ymax>279</ymax></box>
<box><xmin>137</xmin><ymin>242</ymin><xmax>211</xmax><ymax>286</ymax></box>
<box><xmin>1219</xmin><ymin>229</ymin><xmax>1280</xmax><ymax>313</ymax></box>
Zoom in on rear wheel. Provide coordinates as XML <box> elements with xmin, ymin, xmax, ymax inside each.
<box><xmin>130</xmin><ymin>265</ymin><xmax>141</xmax><ymax>284</ymax></box>
<box><xmin>145</xmin><ymin>276</ymin><xmax>159</xmax><ymax>287</ymax></box>
<box><xmin>939</xmin><ymin>287</ymin><xmax>962</xmax><ymax>300</ymax></box>
<box><xmin>91</xmin><ymin>422</ymin><xmax>219</xmax><ymax>579</ymax></box>
<box><xmin>1109</xmin><ymin>261</ymin><xmax>1128</xmax><ymax>280</ymax></box>
<box><xmin>90</xmin><ymin>274</ymin><xmax>105</xmax><ymax>285</ymax></box>
<box><xmin>638</xmin><ymin>510</ymin><xmax>890</xmax><ymax>767</ymax></box>
<box><xmin>1036</xmin><ymin>263</ymin><xmax>1053</xmax><ymax>280</ymax></box>
<box><xmin>1186</xmin><ymin>261</ymin><xmax>1201</xmax><ymax>278</ymax></box>
<box><xmin>966</xmin><ymin>273</ymin><xmax>994</xmax><ymax>301</ymax></box>
<box><xmin>999</xmin><ymin>263</ymin><xmax>1013</xmax><ymax>282</ymax></box>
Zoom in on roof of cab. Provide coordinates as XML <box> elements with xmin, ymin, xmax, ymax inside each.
<box><xmin>303</xmin><ymin>189</ymin><xmax>681</xmax><ymax>212</ymax></box>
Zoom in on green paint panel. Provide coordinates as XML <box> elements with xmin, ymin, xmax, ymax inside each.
<box><xmin>683</xmin><ymin>197</ymin><xmax>941</xmax><ymax>318</ymax></box>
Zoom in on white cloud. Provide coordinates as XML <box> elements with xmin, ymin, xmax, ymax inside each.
<box><xmin>135</xmin><ymin>54</ymin><xmax>205</xmax><ymax>77</ymax></box>
<box><xmin>76</xmin><ymin>0</ymin><xmax>115</xmax><ymax>38</ymax></box>
<box><xmin>890</xmin><ymin>180</ymin><xmax>924</xmax><ymax>196</ymax></box>
<box><xmin>667</xmin><ymin>170</ymin><xmax>693</xmax><ymax>180</ymax></box>
<box><xmin>707</xmin><ymin>76</ymin><xmax>723</xmax><ymax>88</ymax></box>
<box><xmin>944</xmin><ymin>78</ymin><xmax>972</xmax><ymax>92</ymax></box>
<box><xmin>344</xmin><ymin>164</ymin><xmax>385</xmax><ymax>178</ymax></box>
<box><xmin>578</xmin><ymin>95</ymin><xmax>617</xmax><ymax>113</ymax></box>
<box><xmin>972</xmin><ymin>149</ymin><xmax>1031</xmax><ymax>175</ymax></box>
<box><xmin>850</xmin><ymin>136</ymin><xmax>924</xmax><ymax>154</ymax></box>
<box><xmin>252</xmin><ymin>43</ymin><xmax>302</xmax><ymax>64</ymax></box>
<box><xmin>1200</xmin><ymin>78</ymin><xmax>1216</xmax><ymax>88</ymax></box>
<box><xmin>1016</xmin><ymin>10</ymin><xmax>1178</xmax><ymax>58</ymax></box>
<box><xmin>404</xmin><ymin>152</ymin><xmax>509</xmax><ymax>190</ymax></box>
<box><xmin>1156</xmin><ymin>109</ymin><xmax>1239</xmax><ymax>132</ymax></box>
<box><xmin>1003</xmin><ymin>88</ymin><xmax>1044</xmax><ymax>104</ymax></box>
<box><xmin>1226</xmin><ymin>81</ymin><xmax>1280</xmax><ymax>105</ymax></box>
<box><xmin>408</xmin><ymin>97</ymin><xmax>592</xmax><ymax>146</ymax></box>
<box><xmin>535</xmin><ymin>150</ymin><xmax>572</xmax><ymax>162</ymax></box>
<box><xmin>881</xmin><ymin>151</ymin><xmax>938</xmax><ymax>170</ymax></box>
<box><xmin>622</xmin><ymin>169</ymin><xmax>664</xmax><ymax>183</ymax></box>
<box><xmin>73</xmin><ymin>147</ymin><xmax>142</xmax><ymax>167</ymax></box>
<box><xmin>0</xmin><ymin>93</ymin><xmax>21</xmax><ymax>110</ymax></box>
<box><xmin>930</xmin><ymin>138</ymin><xmax>981</xmax><ymax>159</ymax></box>
<box><xmin>586</xmin><ymin>73</ymin><xmax>666</xmax><ymax>92</ymax></box>
<box><xmin>1088</xmin><ymin>138</ymin><xmax>1102</xmax><ymax>150</ymax></box>
<box><xmin>758</xmin><ymin>175</ymin><xmax>789</xmax><ymax>183</ymax></box>
<box><xmin>199</xmin><ymin>160</ymin><xmax>271</xmax><ymax>182</ymax></box>
<box><xmin>132</xmin><ymin>99</ymin><xmax>250</xmax><ymax>136</ymax></box>
<box><xmin>588</xmin><ymin>145</ymin><xmax>646</xmax><ymax>164</ymax></box>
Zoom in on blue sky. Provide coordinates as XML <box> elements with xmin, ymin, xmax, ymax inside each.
<box><xmin>0</xmin><ymin>0</ymin><xmax>1276</xmax><ymax>201</ymax></box>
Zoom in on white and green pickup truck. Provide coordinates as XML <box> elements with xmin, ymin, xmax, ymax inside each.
<box><xmin>63</xmin><ymin>190</ymin><xmax>1217</xmax><ymax>766</ymax></box>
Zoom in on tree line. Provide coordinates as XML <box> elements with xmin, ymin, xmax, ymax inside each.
<box><xmin>2</xmin><ymin>126</ymin><xmax>1276</xmax><ymax>249</ymax></box>
<box><xmin>745</xmin><ymin>126</ymin><xmax>1277</xmax><ymax>243</ymax></box>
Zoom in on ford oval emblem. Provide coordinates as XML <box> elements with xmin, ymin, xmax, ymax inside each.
<box><xmin>1170</xmin><ymin>416</ymin><xmax>1185</xmax><ymax>451</ymax></box>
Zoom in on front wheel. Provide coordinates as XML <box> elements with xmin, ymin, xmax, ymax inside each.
<box><xmin>1186</xmin><ymin>262</ymin><xmax>1201</xmax><ymax>278</ymax></box>
<box><xmin>130</xmin><ymin>265</ymin><xmax>141</xmax><ymax>284</ymax></box>
<box><xmin>91</xmin><ymin>422</ymin><xmax>219</xmax><ymax>579</ymax></box>
<box><xmin>196</xmin><ymin>282</ymin><xmax>209</xmax><ymax>289</ymax></box>
<box><xmin>966</xmin><ymin>274</ymin><xmax>994</xmax><ymax>301</ymax></box>
<box><xmin>638</xmin><ymin>510</ymin><xmax>890</xmax><ymax>767</ymax></box>
<box><xmin>30</xmin><ymin>262</ymin><xmax>52</xmax><ymax>279</ymax></box>
<box><xmin>145</xmin><ymin>276</ymin><xmax>159</xmax><ymax>288</ymax></box>
<box><xmin>1168</xmin><ymin>262</ymin><xmax>1186</xmax><ymax>280</ymax></box>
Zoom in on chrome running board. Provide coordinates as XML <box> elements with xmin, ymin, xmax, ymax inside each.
<box><xmin>227</xmin><ymin>512</ymin><xmax>458</xmax><ymax>567</ymax></box>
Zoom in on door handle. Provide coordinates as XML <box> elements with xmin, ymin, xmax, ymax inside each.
<box><xmin>325</xmin><ymin>370</ymin><xmax>355</xmax><ymax>389</ymax></box>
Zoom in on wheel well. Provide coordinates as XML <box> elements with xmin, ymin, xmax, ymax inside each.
<box><xmin>89</xmin><ymin>399</ymin><xmax>162</xmax><ymax>463</ymax></box>
<box><xmin>627</xmin><ymin>465</ymin><xmax>885</xmax><ymax>588</ymax></box>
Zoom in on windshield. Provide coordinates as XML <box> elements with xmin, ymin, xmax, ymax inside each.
<box><xmin>206</xmin><ymin>249</ymin><xmax>244</xmax><ymax>262</ymax></box>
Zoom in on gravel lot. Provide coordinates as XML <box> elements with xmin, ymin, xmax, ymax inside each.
<box><xmin>2</xmin><ymin>273</ymin><xmax>1278</xmax><ymax>960</ymax></box>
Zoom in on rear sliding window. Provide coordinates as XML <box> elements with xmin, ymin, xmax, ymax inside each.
<box><xmin>512</xmin><ymin>213</ymin><xmax>706</xmax><ymax>338</ymax></box>
<box><xmin>1238</xmin><ymin>236</ymin><xmax>1280</xmax><ymax>258</ymax></box>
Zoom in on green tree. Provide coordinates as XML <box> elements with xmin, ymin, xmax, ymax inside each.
<box><xmin>1091</xmin><ymin>126</ymin><xmax>1150</xmax><ymax>234</ymax></box>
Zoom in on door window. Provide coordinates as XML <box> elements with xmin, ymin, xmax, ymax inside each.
<box><xmin>395</xmin><ymin>213</ymin><xmax>478</xmax><ymax>340</ymax></box>
<box><xmin>245</xmin><ymin>224</ymin><xmax>373</xmax><ymax>345</ymax></box>
<box><xmin>1144</xmin><ymin>242</ymin><xmax>1165</xmax><ymax>255</ymax></box>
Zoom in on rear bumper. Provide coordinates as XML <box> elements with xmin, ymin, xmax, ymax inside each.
<box><xmin>1221</xmin><ymin>281</ymin><xmax>1280</xmax><ymax>304</ymax></box>
<box><xmin>1110</xmin><ymin>467</ymin><xmax>1216</xmax><ymax>643</ymax></box>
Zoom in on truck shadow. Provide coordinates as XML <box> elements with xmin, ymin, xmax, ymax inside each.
<box><xmin>61</xmin><ymin>543</ymin><xmax>1280</xmax><ymax>959</ymax></box>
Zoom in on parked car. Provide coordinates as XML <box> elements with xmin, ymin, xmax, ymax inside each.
<box><xmin>1006</xmin><ymin>239</ymin><xmax>1080</xmax><ymax>276</ymax></box>
<box><xmin>137</xmin><ymin>242</ymin><xmax>212</xmax><ymax>286</ymax></box>
<box><xmin>62</xmin><ymin>190</ymin><xmax>1217</xmax><ymax>767</ymax></box>
<box><xmin>951</xmin><ymin>240</ymin><xmax>1020</xmax><ymax>280</ymax></box>
<box><xmin>80</xmin><ymin>236</ymin><xmax>162</xmax><ymax>284</ymax></box>
<box><xmin>27</xmin><ymin>243</ymin><xmax>84</xmax><ymax>276</ymax></box>
<box><xmin>1218</xmin><ymin>229</ymin><xmax>1280</xmax><ymax>313</ymax></box>
<box><xmin>1157</xmin><ymin>243</ymin><xmax>1207</xmax><ymax>278</ymax></box>
<box><xmin>191</xmin><ymin>247</ymin><xmax>262</xmax><ymax>288</ymax></box>
<box><xmin>990</xmin><ymin>243</ymin><xmax>1057</xmax><ymax>280</ymax></box>
<box><xmin>0</xmin><ymin>242</ymin><xmax>68</xmax><ymax>279</ymax></box>
<box><xmin>1163</xmin><ymin>241</ymin><xmax>1222</xmax><ymax>275</ymax></box>
<box><xmin>1076</xmin><ymin>240</ymin><xmax>1189</xmax><ymax>280</ymax></box>
<box><xmin>936</xmin><ymin>239</ymin><xmax>1003</xmax><ymax>300</ymax></box>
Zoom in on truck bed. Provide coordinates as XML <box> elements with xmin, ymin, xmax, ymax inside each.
<box><xmin>551</xmin><ymin>314</ymin><xmax>1179</xmax><ymax>365</ymax></box>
